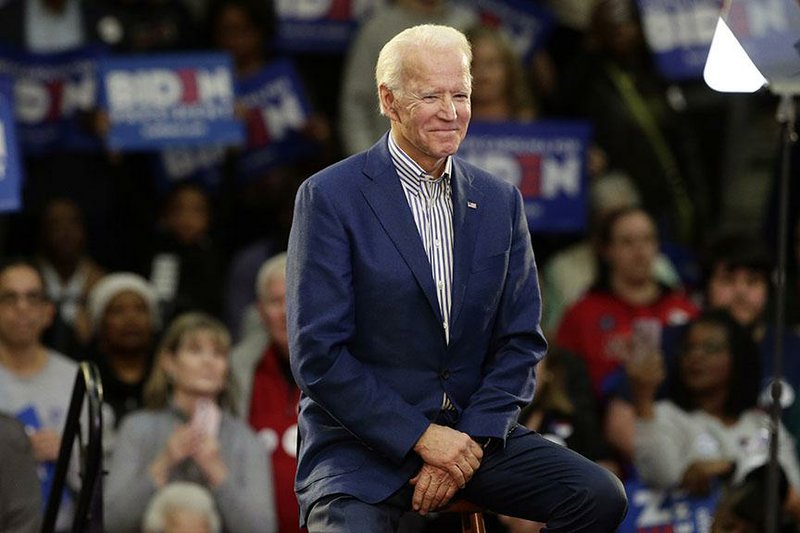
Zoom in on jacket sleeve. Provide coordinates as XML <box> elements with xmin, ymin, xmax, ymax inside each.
<box><xmin>287</xmin><ymin>179</ymin><xmax>431</xmax><ymax>464</ymax></box>
<box><xmin>455</xmin><ymin>188</ymin><xmax>548</xmax><ymax>443</ymax></box>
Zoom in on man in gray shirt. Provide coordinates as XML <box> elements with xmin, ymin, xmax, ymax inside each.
<box><xmin>0</xmin><ymin>258</ymin><xmax>78</xmax><ymax>530</ymax></box>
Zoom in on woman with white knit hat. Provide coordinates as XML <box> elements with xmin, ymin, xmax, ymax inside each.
<box><xmin>87</xmin><ymin>272</ymin><xmax>160</xmax><ymax>428</ymax></box>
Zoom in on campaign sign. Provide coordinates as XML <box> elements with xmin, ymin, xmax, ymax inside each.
<box><xmin>16</xmin><ymin>405</ymin><xmax>67</xmax><ymax>510</ymax></box>
<box><xmin>453</xmin><ymin>0</ymin><xmax>553</xmax><ymax>62</ymax></box>
<box><xmin>236</xmin><ymin>59</ymin><xmax>317</xmax><ymax>180</ymax></box>
<box><xmin>156</xmin><ymin>59</ymin><xmax>317</xmax><ymax>186</ymax></box>
<box><xmin>99</xmin><ymin>53</ymin><xmax>244</xmax><ymax>150</ymax></box>
<box><xmin>275</xmin><ymin>0</ymin><xmax>387</xmax><ymax>54</ymax></box>
<box><xmin>638</xmin><ymin>0</ymin><xmax>720</xmax><ymax>81</ymax></box>
<box><xmin>0</xmin><ymin>46</ymin><xmax>104</xmax><ymax>154</ymax></box>
<box><xmin>458</xmin><ymin>120</ymin><xmax>591</xmax><ymax>233</ymax></box>
<box><xmin>619</xmin><ymin>479</ymin><xmax>719</xmax><ymax>533</ymax></box>
<box><xmin>0</xmin><ymin>76</ymin><xmax>22</xmax><ymax>212</ymax></box>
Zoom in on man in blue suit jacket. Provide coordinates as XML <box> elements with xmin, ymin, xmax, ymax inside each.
<box><xmin>287</xmin><ymin>24</ymin><xmax>627</xmax><ymax>532</ymax></box>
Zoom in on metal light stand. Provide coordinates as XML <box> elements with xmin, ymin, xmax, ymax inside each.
<box><xmin>766</xmin><ymin>92</ymin><xmax>796</xmax><ymax>533</ymax></box>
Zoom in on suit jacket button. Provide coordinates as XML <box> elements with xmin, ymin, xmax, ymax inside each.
<box><xmin>441</xmin><ymin>369</ymin><xmax>450</xmax><ymax>380</ymax></box>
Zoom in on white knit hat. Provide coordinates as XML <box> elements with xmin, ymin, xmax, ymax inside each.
<box><xmin>87</xmin><ymin>273</ymin><xmax>161</xmax><ymax>332</ymax></box>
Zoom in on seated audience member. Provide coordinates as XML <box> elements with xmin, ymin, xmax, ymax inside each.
<box><xmin>629</xmin><ymin>311</ymin><xmax>800</xmax><ymax>524</ymax></box>
<box><xmin>87</xmin><ymin>273</ymin><xmax>160</xmax><ymax>428</ymax></box>
<box><xmin>207</xmin><ymin>0</ymin><xmax>326</xmax><ymax>338</ymax></box>
<box><xmin>698</xmin><ymin>233</ymin><xmax>800</xmax><ymax>401</ymax></box>
<box><xmin>149</xmin><ymin>182</ymin><xmax>224</xmax><ymax>322</ymax></box>
<box><xmin>142</xmin><ymin>482</ymin><xmax>221</xmax><ymax>533</ymax></box>
<box><xmin>541</xmin><ymin>172</ymin><xmax>681</xmax><ymax>337</ymax></box>
<box><xmin>230</xmin><ymin>253</ymin><xmax>301</xmax><ymax>532</ymax></box>
<box><xmin>465</xmin><ymin>24</ymin><xmax>536</xmax><ymax>122</ymax></box>
<box><xmin>207</xmin><ymin>0</ymin><xmax>332</xmax><ymax>154</ymax></box>
<box><xmin>105</xmin><ymin>312</ymin><xmax>276</xmax><ymax>533</ymax></box>
<box><xmin>555</xmin><ymin>206</ymin><xmax>697</xmax><ymax>398</ymax></box>
<box><xmin>0</xmin><ymin>413</ymin><xmax>42</xmax><ymax>533</ymax></box>
<box><xmin>605</xmin><ymin>232</ymin><xmax>800</xmax><ymax>461</ymax></box>
<box><xmin>0</xmin><ymin>259</ymin><xmax>78</xmax><ymax>530</ymax></box>
<box><xmin>37</xmin><ymin>198</ymin><xmax>105</xmax><ymax>355</ymax></box>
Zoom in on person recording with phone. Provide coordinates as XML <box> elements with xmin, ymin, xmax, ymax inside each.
<box><xmin>104</xmin><ymin>313</ymin><xmax>276</xmax><ymax>533</ymax></box>
<box><xmin>556</xmin><ymin>207</ymin><xmax>698</xmax><ymax>402</ymax></box>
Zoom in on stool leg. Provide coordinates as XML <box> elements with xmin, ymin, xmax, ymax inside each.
<box><xmin>461</xmin><ymin>511</ymin><xmax>486</xmax><ymax>533</ymax></box>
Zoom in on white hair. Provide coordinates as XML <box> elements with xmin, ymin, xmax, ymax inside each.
<box><xmin>87</xmin><ymin>272</ymin><xmax>161</xmax><ymax>332</ymax></box>
<box><xmin>375</xmin><ymin>24</ymin><xmax>472</xmax><ymax>115</ymax></box>
<box><xmin>255</xmin><ymin>253</ymin><xmax>287</xmax><ymax>302</ymax></box>
<box><xmin>142</xmin><ymin>482</ymin><xmax>221</xmax><ymax>533</ymax></box>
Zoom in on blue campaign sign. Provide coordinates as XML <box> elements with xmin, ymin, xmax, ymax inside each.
<box><xmin>453</xmin><ymin>0</ymin><xmax>553</xmax><ymax>62</ymax></box>
<box><xmin>0</xmin><ymin>45</ymin><xmax>105</xmax><ymax>154</ymax></box>
<box><xmin>236</xmin><ymin>59</ymin><xmax>318</xmax><ymax>180</ymax></box>
<box><xmin>156</xmin><ymin>59</ymin><xmax>318</xmax><ymax>186</ymax></box>
<box><xmin>0</xmin><ymin>76</ymin><xmax>22</xmax><ymax>213</ymax></box>
<box><xmin>458</xmin><ymin>120</ymin><xmax>592</xmax><ymax>233</ymax></box>
<box><xmin>619</xmin><ymin>478</ymin><xmax>719</xmax><ymax>533</ymax></box>
<box><xmin>638</xmin><ymin>0</ymin><xmax>720</xmax><ymax>81</ymax></box>
<box><xmin>275</xmin><ymin>0</ymin><xmax>387</xmax><ymax>54</ymax></box>
<box><xmin>99</xmin><ymin>53</ymin><xmax>244</xmax><ymax>151</ymax></box>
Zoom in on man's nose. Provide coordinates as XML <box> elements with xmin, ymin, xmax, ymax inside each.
<box><xmin>438</xmin><ymin>95</ymin><xmax>457</xmax><ymax>119</ymax></box>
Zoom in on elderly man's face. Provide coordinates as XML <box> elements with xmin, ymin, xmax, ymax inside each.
<box><xmin>381</xmin><ymin>48</ymin><xmax>471</xmax><ymax>174</ymax></box>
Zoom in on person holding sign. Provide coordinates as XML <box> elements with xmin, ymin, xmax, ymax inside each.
<box><xmin>287</xmin><ymin>24</ymin><xmax>627</xmax><ymax>532</ymax></box>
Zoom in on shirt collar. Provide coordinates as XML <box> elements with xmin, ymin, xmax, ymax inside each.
<box><xmin>387</xmin><ymin>132</ymin><xmax>452</xmax><ymax>189</ymax></box>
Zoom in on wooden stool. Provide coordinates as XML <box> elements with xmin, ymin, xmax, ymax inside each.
<box><xmin>441</xmin><ymin>500</ymin><xmax>486</xmax><ymax>533</ymax></box>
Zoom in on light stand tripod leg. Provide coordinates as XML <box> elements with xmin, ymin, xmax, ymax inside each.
<box><xmin>766</xmin><ymin>92</ymin><xmax>796</xmax><ymax>533</ymax></box>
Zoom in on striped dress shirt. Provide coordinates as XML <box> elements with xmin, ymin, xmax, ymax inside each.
<box><xmin>388</xmin><ymin>134</ymin><xmax>455</xmax><ymax>410</ymax></box>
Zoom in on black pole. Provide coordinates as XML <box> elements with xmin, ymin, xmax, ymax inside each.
<box><xmin>41</xmin><ymin>361</ymin><xmax>105</xmax><ymax>533</ymax></box>
<box><xmin>766</xmin><ymin>93</ymin><xmax>795</xmax><ymax>533</ymax></box>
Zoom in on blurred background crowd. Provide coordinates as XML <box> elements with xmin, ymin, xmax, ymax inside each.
<box><xmin>0</xmin><ymin>0</ymin><xmax>799</xmax><ymax>532</ymax></box>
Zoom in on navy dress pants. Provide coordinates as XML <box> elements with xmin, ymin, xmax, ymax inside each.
<box><xmin>306</xmin><ymin>425</ymin><xmax>627</xmax><ymax>532</ymax></box>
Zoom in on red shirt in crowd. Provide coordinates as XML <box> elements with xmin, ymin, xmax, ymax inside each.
<box><xmin>556</xmin><ymin>288</ymin><xmax>698</xmax><ymax>398</ymax></box>
<box><xmin>248</xmin><ymin>345</ymin><xmax>303</xmax><ymax>533</ymax></box>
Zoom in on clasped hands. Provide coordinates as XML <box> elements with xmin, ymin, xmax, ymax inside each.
<box><xmin>149</xmin><ymin>423</ymin><xmax>229</xmax><ymax>488</ymax></box>
<box><xmin>410</xmin><ymin>424</ymin><xmax>484</xmax><ymax>515</ymax></box>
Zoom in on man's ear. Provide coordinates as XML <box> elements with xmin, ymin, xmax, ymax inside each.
<box><xmin>379</xmin><ymin>85</ymin><xmax>399</xmax><ymax>121</ymax></box>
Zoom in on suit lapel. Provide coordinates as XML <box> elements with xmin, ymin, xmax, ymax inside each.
<box><xmin>449</xmin><ymin>160</ymin><xmax>484</xmax><ymax>333</ymax></box>
<box><xmin>359</xmin><ymin>138</ymin><xmax>443</xmax><ymax>323</ymax></box>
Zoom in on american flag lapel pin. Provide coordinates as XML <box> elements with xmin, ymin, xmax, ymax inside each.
<box><xmin>467</xmin><ymin>201</ymin><xmax>477</xmax><ymax>209</ymax></box>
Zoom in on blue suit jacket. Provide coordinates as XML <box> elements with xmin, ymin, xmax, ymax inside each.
<box><xmin>286</xmin><ymin>135</ymin><xmax>547</xmax><ymax>521</ymax></box>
